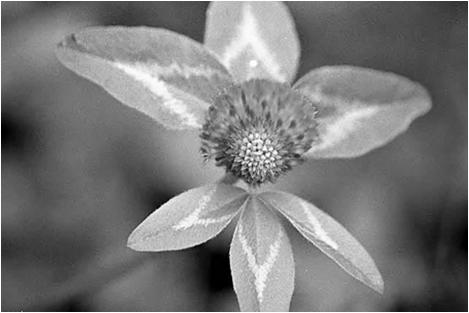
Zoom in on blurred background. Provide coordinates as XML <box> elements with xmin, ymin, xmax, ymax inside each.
<box><xmin>2</xmin><ymin>2</ymin><xmax>467</xmax><ymax>311</ymax></box>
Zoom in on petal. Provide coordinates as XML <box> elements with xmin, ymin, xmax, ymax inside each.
<box><xmin>204</xmin><ymin>2</ymin><xmax>300</xmax><ymax>83</ymax></box>
<box><xmin>259</xmin><ymin>191</ymin><xmax>384</xmax><ymax>294</ymax></box>
<box><xmin>56</xmin><ymin>27</ymin><xmax>233</xmax><ymax>130</ymax></box>
<box><xmin>127</xmin><ymin>184</ymin><xmax>248</xmax><ymax>252</ymax></box>
<box><xmin>230</xmin><ymin>195</ymin><xmax>295</xmax><ymax>312</ymax></box>
<box><xmin>294</xmin><ymin>66</ymin><xmax>432</xmax><ymax>158</ymax></box>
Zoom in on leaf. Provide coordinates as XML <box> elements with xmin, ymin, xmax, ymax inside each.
<box><xmin>56</xmin><ymin>27</ymin><xmax>233</xmax><ymax>129</ymax></box>
<box><xmin>127</xmin><ymin>184</ymin><xmax>248</xmax><ymax>252</ymax></box>
<box><xmin>204</xmin><ymin>2</ymin><xmax>300</xmax><ymax>83</ymax></box>
<box><xmin>260</xmin><ymin>191</ymin><xmax>384</xmax><ymax>294</ymax></box>
<box><xmin>230</xmin><ymin>195</ymin><xmax>294</xmax><ymax>312</ymax></box>
<box><xmin>294</xmin><ymin>66</ymin><xmax>432</xmax><ymax>158</ymax></box>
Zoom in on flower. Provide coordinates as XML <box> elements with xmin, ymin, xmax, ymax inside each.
<box><xmin>201</xmin><ymin>79</ymin><xmax>318</xmax><ymax>185</ymax></box>
<box><xmin>56</xmin><ymin>2</ymin><xmax>431</xmax><ymax>311</ymax></box>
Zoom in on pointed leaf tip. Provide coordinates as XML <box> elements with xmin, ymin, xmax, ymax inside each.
<box><xmin>128</xmin><ymin>184</ymin><xmax>248</xmax><ymax>252</ymax></box>
<box><xmin>260</xmin><ymin>191</ymin><xmax>384</xmax><ymax>294</ymax></box>
<box><xmin>230</xmin><ymin>195</ymin><xmax>295</xmax><ymax>311</ymax></box>
<box><xmin>56</xmin><ymin>26</ymin><xmax>233</xmax><ymax>129</ymax></box>
<box><xmin>295</xmin><ymin>66</ymin><xmax>431</xmax><ymax>158</ymax></box>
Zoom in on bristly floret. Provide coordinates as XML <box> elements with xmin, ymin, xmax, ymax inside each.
<box><xmin>200</xmin><ymin>79</ymin><xmax>318</xmax><ymax>186</ymax></box>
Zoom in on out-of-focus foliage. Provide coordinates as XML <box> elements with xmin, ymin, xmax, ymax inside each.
<box><xmin>2</xmin><ymin>2</ymin><xmax>467</xmax><ymax>311</ymax></box>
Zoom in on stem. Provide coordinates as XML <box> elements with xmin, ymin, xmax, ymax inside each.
<box><xmin>218</xmin><ymin>172</ymin><xmax>239</xmax><ymax>185</ymax></box>
<box><xmin>247</xmin><ymin>182</ymin><xmax>267</xmax><ymax>195</ymax></box>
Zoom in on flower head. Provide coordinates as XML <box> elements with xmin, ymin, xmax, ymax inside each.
<box><xmin>57</xmin><ymin>1</ymin><xmax>431</xmax><ymax>312</ymax></box>
<box><xmin>201</xmin><ymin>79</ymin><xmax>318</xmax><ymax>185</ymax></box>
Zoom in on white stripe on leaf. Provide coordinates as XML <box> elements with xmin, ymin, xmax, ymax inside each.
<box><xmin>221</xmin><ymin>4</ymin><xmax>285</xmax><ymax>82</ymax></box>
<box><xmin>173</xmin><ymin>186</ymin><xmax>215</xmax><ymax>230</ymax></box>
<box><xmin>127</xmin><ymin>184</ymin><xmax>247</xmax><ymax>252</ymax></box>
<box><xmin>145</xmin><ymin>61</ymin><xmax>228</xmax><ymax>80</ymax></box>
<box><xmin>312</xmin><ymin>106</ymin><xmax>380</xmax><ymax>154</ymax></box>
<box><xmin>302</xmin><ymin>87</ymin><xmax>380</xmax><ymax>153</ymax></box>
<box><xmin>294</xmin><ymin>66</ymin><xmax>431</xmax><ymax>158</ymax></box>
<box><xmin>259</xmin><ymin>191</ymin><xmax>384</xmax><ymax>294</ymax></box>
<box><xmin>115</xmin><ymin>62</ymin><xmax>201</xmax><ymax>128</ymax></box>
<box><xmin>230</xmin><ymin>196</ymin><xmax>295</xmax><ymax>311</ymax></box>
<box><xmin>237</xmin><ymin>222</ymin><xmax>282</xmax><ymax>304</ymax></box>
<box><xmin>57</xmin><ymin>27</ymin><xmax>234</xmax><ymax>130</ymax></box>
<box><xmin>300</xmin><ymin>200</ymin><xmax>339</xmax><ymax>249</ymax></box>
<box><xmin>172</xmin><ymin>186</ymin><xmax>235</xmax><ymax>230</ymax></box>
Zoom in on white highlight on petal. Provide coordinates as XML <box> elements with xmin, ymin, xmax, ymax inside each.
<box><xmin>172</xmin><ymin>186</ymin><xmax>233</xmax><ymax>230</ymax></box>
<box><xmin>221</xmin><ymin>3</ymin><xmax>285</xmax><ymax>82</ymax></box>
<box><xmin>147</xmin><ymin>61</ymin><xmax>227</xmax><ymax>80</ymax></box>
<box><xmin>115</xmin><ymin>62</ymin><xmax>201</xmax><ymax>128</ymax></box>
<box><xmin>238</xmin><ymin>223</ymin><xmax>282</xmax><ymax>304</ymax></box>
<box><xmin>306</xmin><ymin>89</ymin><xmax>380</xmax><ymax>152</ymax></box>
<box><xmin>249</xmin><ymin>59</ymin><xmax>259</xmax><ymax>68</ymax></box>
<box><xmin>316</xmin><ymin>106</ymin><xmax>379</xmax><ymax>151</ymax></box>
<box><xmin>300</xmin><ymin>200</ymin><xmax>339</xmax><ymax>250</ymax></box>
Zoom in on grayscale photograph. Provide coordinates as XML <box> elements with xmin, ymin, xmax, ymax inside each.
<box><xmin>2</xmin><ymin>1</ymin><xmax>467</xmax><ymax>311</ymax></box>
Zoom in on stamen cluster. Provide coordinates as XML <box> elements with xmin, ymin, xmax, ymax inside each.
<box><xmin>233</xmin><ymin>131</ymin><xmax>281</xmax><ymax>184</ymax></box>
<box><xmin>201</xmin><ymin>79</ymin><xmax>318</xmax><ymax>185</ymax></box>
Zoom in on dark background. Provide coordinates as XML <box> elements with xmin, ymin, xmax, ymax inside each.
<box><xmin>2</xmin><ymin>2</ymin><xmax>467</xmax><ymax>311</ymax></box>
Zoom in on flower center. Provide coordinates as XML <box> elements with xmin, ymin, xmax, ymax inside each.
<box><xmin>200</xmin><ymin>79</ymin><xmax>318</xmax><ymax>185</ymax></box>
<box><xmin>233</xmin><ymin>131</ymin><xmax>281</xmax><ymax>183</ymax></box>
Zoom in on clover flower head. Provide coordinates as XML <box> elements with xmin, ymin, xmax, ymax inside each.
<box><xmin>201</xmin><ymin>79</ymin><xmax>318</xmax><ymax>185</ymax></box>
<box><xmin>57</xmin><ymin>2</ymin><xmax>431</xmax><ymax>311</ymax></box>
